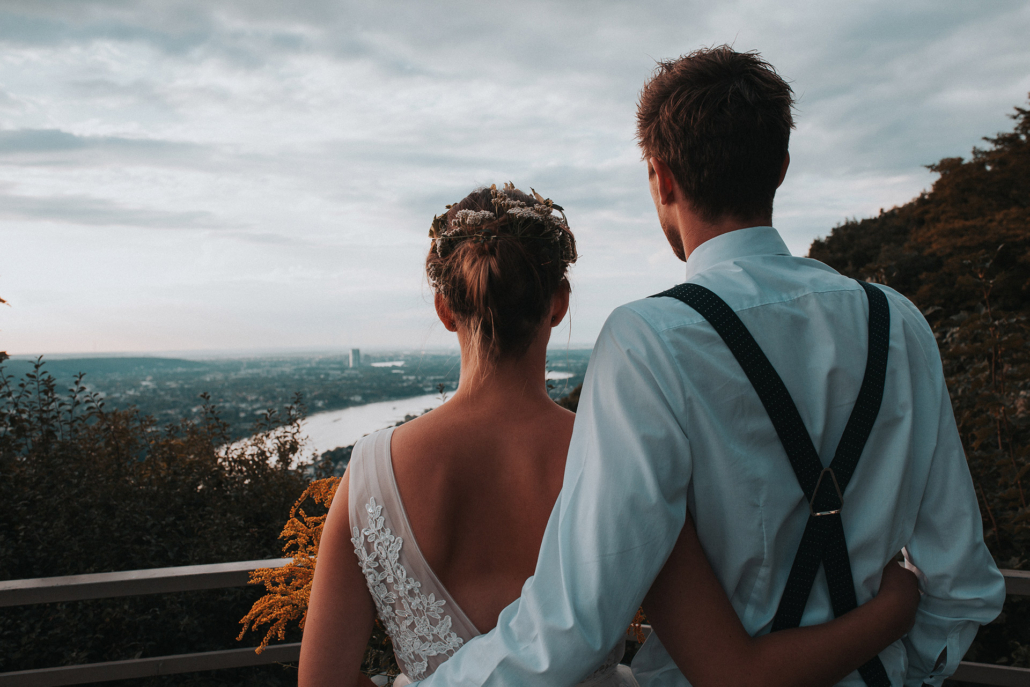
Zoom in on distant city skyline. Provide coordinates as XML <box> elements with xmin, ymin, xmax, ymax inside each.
<box><xmin>2</xmin><ymin>1</ymin><xmax>1029</xmax><ymax>355</ymax></box>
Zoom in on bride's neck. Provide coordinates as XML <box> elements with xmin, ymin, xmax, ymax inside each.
<box><xmin>449</xmin><ymin>328</ymin><xmax>553</xmax><ymax>409</ymax></box>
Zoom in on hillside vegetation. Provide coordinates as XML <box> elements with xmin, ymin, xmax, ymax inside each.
<box><xmin>811</xmin><ymin>99</ymin><xmax>1030</xmax><ymax>668</ymax></box>
<box><xmin>810</xmin><ymin>99</ymin><xmax>1030</xmax><ymax>568</ymax></box>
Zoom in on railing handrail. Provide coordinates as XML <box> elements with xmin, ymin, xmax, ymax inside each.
<box><xmin>1</xmin><ymin>561</ymin><xmax>1027</xmax><ymax>686</ymax></box>
<box><xmin>0</xmin><ymin>644</ymin><xmax>302</xmax><ymax>687</ymax></box>
<box><xmin>631</xmin><ymin>626</ymin><xmax>1030</xmax><ymax>687</ymax></box>
<box><xmin>1001</xmin><ymin>568</ymin><xmax>1030</xmax><ymax>596</ymax></box>
<box><xmin>4</xmin><ymin>561</ymin><xmax>1025</xmax><ymax>607</ymax></box>
<box><xmin>0</xmin><ymin>558</ymin><xmax>292</xmax><ymax>608</ymax></box>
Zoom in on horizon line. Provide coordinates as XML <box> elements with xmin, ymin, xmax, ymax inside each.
<box><xmin>4</xmin><ymin>343</ymin><xmax>598</xmax><ymax>361</ymax></box>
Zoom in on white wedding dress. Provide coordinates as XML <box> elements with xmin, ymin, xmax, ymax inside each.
<box><xmin>349</xmin><ymin>427</ymin><xmax>639</xmax><ymax>686</ymax></box>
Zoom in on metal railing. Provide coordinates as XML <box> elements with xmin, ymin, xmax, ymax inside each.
<box><xmin>1</xmin><ymin>562</ymin><xmax>1028</xmax><ymax>687</ymax></box>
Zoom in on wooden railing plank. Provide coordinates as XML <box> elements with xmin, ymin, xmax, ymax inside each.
<box><xmin>3</xmin><ymin>565</ymin><xmax>1021</xmax><ymax>607</ymax></box>
<box><xmin>949</xmin><ymin>661</ymin><xmax>1030</xmax><ymax>687</ymax></box>
<box><xmin>0</xmin><ymin>643</ymin><xmax>301</xmax><ymax>687</ymax></box>
<box><xmin>1003</xmin><ymin>569</ymin><xmax>1030</xmax><ymax>596</ymax></box>
<box><xmin>630</xmin><ymin>626</ymin><xmax>1030</xmax><ymax>687</ymax></box>
<box><xmin>0</xmin><ymin>559</ymin><xmax>291</xmax><ymax>607</ymax></box>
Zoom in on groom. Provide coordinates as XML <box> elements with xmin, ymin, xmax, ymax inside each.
<box><xmin>415</xmin><ymin>47</ymin><xmax>1005</xmax><ymax>686</ymax></box>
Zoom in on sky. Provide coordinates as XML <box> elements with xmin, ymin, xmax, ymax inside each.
<box><xmin>1</xmin><ymin>1</ymin><xmax>1028</xmax><ymax>356</ymax></box>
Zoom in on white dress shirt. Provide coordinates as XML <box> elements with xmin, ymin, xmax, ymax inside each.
<box><xmin>413</xmin><ymin>226</ymin><xmax>1006</xmax><ymax>687</ymax></box>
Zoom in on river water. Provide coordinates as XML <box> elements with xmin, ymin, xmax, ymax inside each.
<box><xmin>300</xmin><ymin>371</ymin><xmax>576</xmax><ymax>454</ymax></box>
<box><xmin>301</xmin><ymin>392</ymin><xmax>446</xmax><ymax>455</ymax></box>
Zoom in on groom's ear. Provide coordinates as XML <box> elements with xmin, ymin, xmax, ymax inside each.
<box><xmin>649</xmin><ymin>157</ymin><xmax>678</xmax><ymax>206</ymax></box>
<box><xmin>777</xmin><ymin>152</ymin><xmax>790</xmax><ymax>189</ymax></box>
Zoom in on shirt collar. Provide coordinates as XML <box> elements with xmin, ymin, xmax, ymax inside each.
<box><xmin>684</xmin><ymin>226</ymin><xmax>791</xmax><ymax>280</ymax></box>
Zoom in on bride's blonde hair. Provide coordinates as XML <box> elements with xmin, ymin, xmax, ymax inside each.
<box><xmin>426</xmin><ymin>184</ymin><xmax>577</xmax><ymax>366</ymax></box>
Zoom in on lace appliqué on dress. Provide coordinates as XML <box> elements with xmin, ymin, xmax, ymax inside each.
<box><xmin>351</xmin><ymin>497</ymin><xmax>464</xmax><ymax>680</ymax></box>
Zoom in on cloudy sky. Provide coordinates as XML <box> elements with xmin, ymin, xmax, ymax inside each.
<box><xmin>1</xmin><ymin>1</ymin><xmax>1028</xmax><ymax>356</ymax></box>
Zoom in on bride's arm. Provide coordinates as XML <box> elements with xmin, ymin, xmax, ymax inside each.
<box><xmin>299</xmin><ymin>472</ymin><xmax>379</xmax><ymax>687</ymax></box>
<box><xmin>643</xmin><ymin>511</ymin><xmax>919</xmax><ymax>687</ymax></box>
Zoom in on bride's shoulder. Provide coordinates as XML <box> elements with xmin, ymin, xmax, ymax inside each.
<box><xmin>389</xmin><ymin>405</ymin><xmax>458</xmax><ymax>451</ymax></box>
<box><xmin>345</xmin><ymin>427</ymin><xmax>400</xmax><ymax>518</ymax></box>
<box><xmin>349</xmin><ymin>426</ymin><xmax>396</xmax><ymax>469</ymax></box>
<box><xmin>388</xmin><ymin>408</ymin><xmax>471</xmax><ymax>487</ymax></box>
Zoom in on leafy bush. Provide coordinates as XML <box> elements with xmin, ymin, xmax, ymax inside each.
<box><xmin>556</xmin><ymin>383</ymin><xmax>581</xmax><ymax>411</ymax></box>
<box><xmin>0</xmin><ymin>354</ymin><xmax>311</xmax><ymax>684</ymax></box>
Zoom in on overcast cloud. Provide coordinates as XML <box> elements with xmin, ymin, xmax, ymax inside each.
<box><xmin>1</xmin><ymin>0</ymin><xmax>1028</xmax><ymax>355</ymax></box>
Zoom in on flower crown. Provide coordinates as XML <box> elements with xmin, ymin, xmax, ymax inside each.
<box><xmin>428</xmin><ymin>183</ymin><xmax>578</xmax><ymax>267</ymax></box>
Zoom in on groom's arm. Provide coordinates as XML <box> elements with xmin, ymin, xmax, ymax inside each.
<box><xmin>901</xmin><ymin>372</ymin><xmax>1006</xmax><ymax>686</ymax></box>
<box><xmin>413</xmin><ymin>305</ymin><xmax>692</xmax><ymax>686</ymax></box>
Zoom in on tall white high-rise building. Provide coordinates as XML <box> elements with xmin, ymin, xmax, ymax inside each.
<box><xmin>349</xmin><ymin>348</ymin><xmax>361</xmax><ymax>368</ymax></box>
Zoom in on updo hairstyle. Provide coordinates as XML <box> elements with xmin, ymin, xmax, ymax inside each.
<box><xmin>426</xmin><ymin>183</ymin><xmax>577</xmax><ymax>361</ymax></box>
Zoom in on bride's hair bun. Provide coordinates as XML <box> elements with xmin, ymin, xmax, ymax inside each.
<box><xmin>426</xmin><ymin>183</ymin><xmax>577</xmax><ymax>361</ymax></box>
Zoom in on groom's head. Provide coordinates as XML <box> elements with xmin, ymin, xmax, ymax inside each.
<box><xmin>637</xmin><ymin>47</ymin><xmax>794</xmax><ymax>228</ymax></box>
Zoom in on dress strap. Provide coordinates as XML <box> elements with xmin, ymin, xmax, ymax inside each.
<box><xmin>651</xmin><ymin>281</ymin><xmax>891</xmax><ymax>687</ymax></box>
<box><xmin>347</xmin><ymin>427</ymin><xmax>479</xmax><ymax>681</ymax></box>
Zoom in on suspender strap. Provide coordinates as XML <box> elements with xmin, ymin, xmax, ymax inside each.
<box><xmin>775</xmin><ymin>282</ymin><xmax>891</xmax><ymax>634</ymax></box>
<box><xmin>651</xmin><ymin>281</ymin><xmax>891</xmax><ymax>687</ymax></box>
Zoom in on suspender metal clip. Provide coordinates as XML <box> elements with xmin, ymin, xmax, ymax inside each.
<box><xmin>810</xmin><ymin>468</ymin><xmax>844</xmax><ymax>516</ymax></box>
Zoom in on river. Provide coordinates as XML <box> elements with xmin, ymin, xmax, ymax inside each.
<box><xmin>301</xmin><ymin>392</ymin><xmax>447</xmax><ymax>455</ymax></box>
<box><xmin>301</xmin><ymin>370</ymin><xmax>576</xmax><ymax>454</ymax></box>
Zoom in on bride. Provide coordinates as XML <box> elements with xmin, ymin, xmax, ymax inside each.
<box><xmin>299</xmin><ymin>184</ymin><xmax>918</xmax><ymax>687</ymax></box>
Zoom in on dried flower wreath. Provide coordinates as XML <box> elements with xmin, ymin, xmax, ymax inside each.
<box><xmin>428</xmin><ymin>182</ymin><xmax>578</xmax><ymax>267</ymax></box>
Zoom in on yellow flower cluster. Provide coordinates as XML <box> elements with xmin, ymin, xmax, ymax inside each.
<box><xmin>628</xmin><ymin>607</ymin><xmax>648</xmax><ymax>644</ymax></box>
<box><xmin>238</xmin><ymin>476</ymin><xmax>340</xmax><ymax>653</ymax></box>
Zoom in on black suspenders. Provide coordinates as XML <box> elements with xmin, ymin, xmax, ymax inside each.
<box><xmin>651</xmin><ymin>280</ymin><xmax>892</xmax><ymax>687</ymax></box>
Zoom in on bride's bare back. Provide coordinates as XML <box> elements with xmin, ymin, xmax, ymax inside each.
<box><xmin>390</xmin><ymin>386</ymin><xmax>573</xmax><ymax>633</ymax></box>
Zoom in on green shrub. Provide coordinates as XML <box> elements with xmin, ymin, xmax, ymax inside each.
<box><xmin>0</xmin><ymin>353</ymin><xmax>310</xmax><ymax>685</ymax></box>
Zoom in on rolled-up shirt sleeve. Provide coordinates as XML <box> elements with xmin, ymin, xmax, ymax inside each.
<box><xmin>902</xmin><ymin>376</ymin><xmax>1006</xmax><ymax>687</ymax></box>
<box><xmin>413</xmin><ymin>306</ymin><xmax>694</xmax><ymax>686</ymax></box>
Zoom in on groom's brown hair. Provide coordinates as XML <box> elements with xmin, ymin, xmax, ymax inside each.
<box><xmin>637</xmin><ymin>46</ymin><xmax>794</xmax><ymax>224</ymax></box>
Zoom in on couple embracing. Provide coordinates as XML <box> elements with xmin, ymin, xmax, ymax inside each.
<box><xmin>300</xmin><ymin>47</ymin><xmax>1005</xmax><ymax>687</ymax></box>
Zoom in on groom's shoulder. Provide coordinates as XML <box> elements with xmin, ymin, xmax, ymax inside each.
<box><xmin>613</xmin><ymin>295</ymin><xmax>710</xmax><ymax>335</ymax></box>
<box><xmin>592</xmin><ymin>296</ymin><xmax>713</xmax><ymax>360</ymax></box>
<box><xmin>607</xmin><ymin>268</ymin><xmax>936</xmax><ymax>348</ymax></box>
<box><xmin>601</xmin><ymin>292</ymin><xmax>712</xmax><ymax>344</ymax></box>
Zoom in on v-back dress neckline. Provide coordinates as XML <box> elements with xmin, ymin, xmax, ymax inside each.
<box><xmin>379</xmin><ymin>425</ymin><xmax>484</xmax><ymax>636</ymax></box>
<box><xmin>348</xmin><ymin>426</ymin><xmax>481</xmax><ymax>682</ymax></box>
<box><xmin>348</xmin><ymin>426</ymin><xmax>632</xmax><ymax>686</ymax></box>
